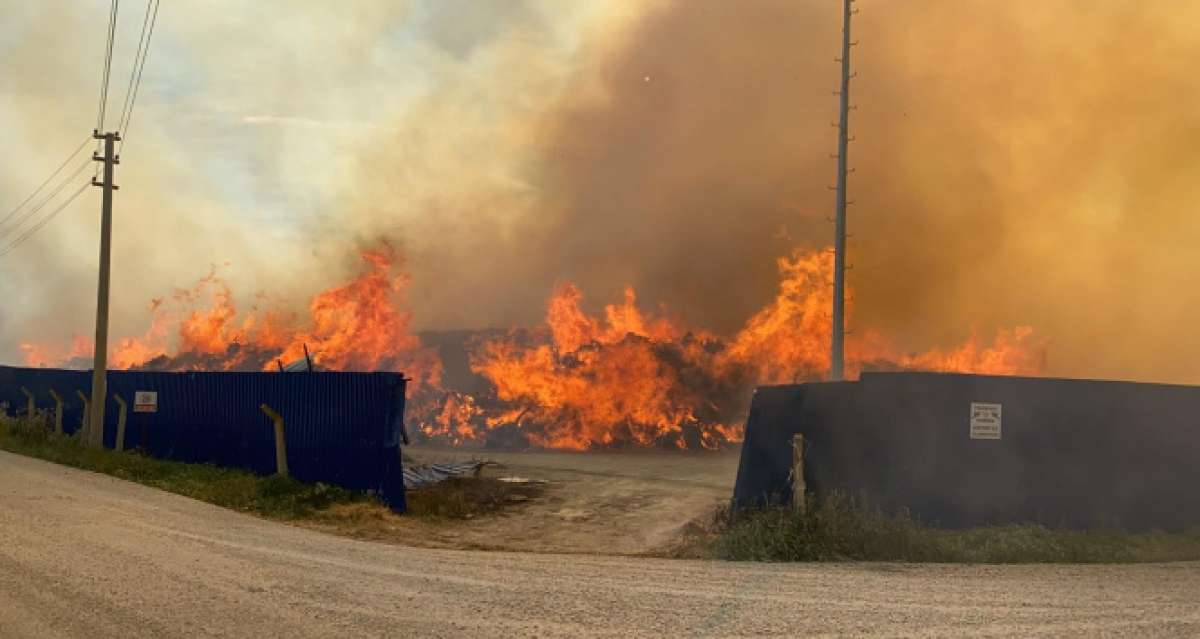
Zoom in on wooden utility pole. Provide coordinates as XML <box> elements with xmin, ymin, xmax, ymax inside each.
<box><xmin>830</xmin><ymin>0</ymin><xmax>856</xmax><ymax>381</ymax></box>
<box><xmin>791</xmin><ymin>433</ymin><xmax>807</xmax><ymax>512</ymax></box>
<box><xmin>89</xmin><ymin>130</ymin><xmax>119</xmax><ymax>448</ymax></box>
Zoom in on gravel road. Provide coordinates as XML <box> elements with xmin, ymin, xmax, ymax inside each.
<box><xmin>2</xmin><ymin>450</ymin><xmax>1198</xmax><ymax>638</ymax></box>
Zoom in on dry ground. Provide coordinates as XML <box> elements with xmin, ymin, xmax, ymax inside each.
<box><xmin>390</xmin><ymin>445</ymin><xmax>741</xmax><ymax>555</ymax></box>
<box><xmin>3</xmin><ymin>450</ymin><xmax>1199</xmax><ymax>638</ymax></box>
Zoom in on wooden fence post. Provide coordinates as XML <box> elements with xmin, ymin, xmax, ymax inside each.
<box><xmin>75</xmin><ymin>390</ymin><xmax>90</xmax><ymax>439</ymax></box>
<box><xmin>259</xmin><ymin>404</ymin><xmax>289</xmax><ymax>478</ymax></box>
<box><xmin>112</xmin><ymin>394</ymin><xmax>128</xmax><ymax>452</ymax></box>
<box><xmin>48</xmin><ymin>389</ymin><xmax>64</xmax><ymax>435</ymax></box>
<box><xmin>792</xmin><ymin>433</ymin><xmax>807</xmax><ymax>513</ymax></box>
<box><xmin>19</xmin><ymin>387</ymin><xmax>35</xmax><ymax>424</ymax></box>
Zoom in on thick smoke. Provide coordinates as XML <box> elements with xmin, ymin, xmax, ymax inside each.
<box><xmin>0</xmin><ymin>2</ymin><xmax>414</xmax><ymax>360</ymax></box>
<box><xmin>6</xmin><ymin>1</ymin><xmax>1200</xmax><ymax>386</ymax></box>
<box><xmin>0</xmin><ymin>0</ymin><xmax>578</xmax><ymax>360</ymax></box>
<box><xmin>357</xmin><ymin>0</ymin><xmax>1200</xmax><ymax>384</ymax></box>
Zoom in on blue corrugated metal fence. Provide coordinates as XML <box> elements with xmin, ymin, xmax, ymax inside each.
<box><xmin>0</xmin><ymin>365</ymin><xmax>407</xmax><ymax>512</ymax></box>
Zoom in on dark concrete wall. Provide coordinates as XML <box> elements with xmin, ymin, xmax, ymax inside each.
<box><xmin>733</xmin><ymin>373</ymin><xmax>1200</xmax><ymax>531</ymax></box>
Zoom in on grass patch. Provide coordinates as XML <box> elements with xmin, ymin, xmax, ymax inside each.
<box><xmin>0</xmin><ymin>412</ymin><xmax>540</xmax><ymax>528</ymax></box>
<box><xmin>405</xmin><ymin>477</ymin><xmax>545</xmax><ymax>519</ymax></box>
<box><xmin>705</xmin><ymin>494</ymin><xmax>1200</xmax><ymax>563</ymax></box>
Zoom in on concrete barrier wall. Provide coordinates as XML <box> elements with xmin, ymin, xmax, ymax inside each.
<box><xmin>733</xmin><ymin>372</ymin><xmax>1200</xmax><ymax>531</ymax></box>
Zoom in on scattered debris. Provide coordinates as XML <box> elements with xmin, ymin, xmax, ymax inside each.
<box><xmin>496</xmin><ymin>476</ymin><xmax>549</xmax><ymax>485</ymax></box>
<box><xmin>403</xmin><ymin>460</ymin><xmax>498</xmax><ymax>490</ymax></box>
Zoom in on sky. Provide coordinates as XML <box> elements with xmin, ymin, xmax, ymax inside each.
<box><xmin>0</xmin><ymin>0</ymin><xmax>621</xmax><ymax>355</ymax></box>
<box><xmin>3</xmin><ymin>1</ymin><xmax>1200</xmax><ymax>385</ymax></box>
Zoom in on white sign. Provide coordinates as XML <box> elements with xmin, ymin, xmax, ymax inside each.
<box><xmin>970</xmin><ymin>402</ymin><xmax>1002</xmax><ymax>439</ymax></box>
<box><xmin>134</xmin><ymin>391</ymin><xmax>158</xmax><ymax>413</ymax></box>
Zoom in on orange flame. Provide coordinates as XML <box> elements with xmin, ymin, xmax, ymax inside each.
<box><xmin>462</xmin><ymin>247</ymin><xmax>1044</xmax><ymax>449</ymax></box>
<box><xmin>716</xmin><ymin>249</ymin><xmax>835</xmax><ymax>384</ymax></box>
<box><xmin>270</xmin><ymin>246</ymin><xmax>441</xmax><ymax>385</ymax></box>
<box><xmin>18</xmin><ymin>335</ymin><xmax>92</xmax><ymax>369</ymax></box>
<box><xmin>24</xmin><ymin>243</ymin><xmax>441</xmax><ymax>387</ymax></box>
<box><xmin>467</xmin><ymin>335</ymin><xmax>726</xmax><ymax>450</ymax></box>
<box><xmin>20</xmin><ymin>244</ymin><xmax>1044</xmax><ymax>450</ymax></box>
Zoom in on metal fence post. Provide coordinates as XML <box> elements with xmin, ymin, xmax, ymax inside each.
<box><xmin>19</xmin><ymin>384</ymin><xmax>34</xmax><ymax>425</ymax></box>
<box><xmin>48</xmin><ymin>389</ymin><xmax>64</xmax><ymax>435</ymax></box>
<box><xmin>76</xmin><ymin>390</ymin><xmax>90</xmax><ymax>439</ymax></box>
<box><xmin>113</xmin><ymin>394</ymin><xmax>128</xmax><ymax>452</ymax></box>
<box><xmin>792</xmin><ymin>433</ymin><xmax>807</xmax><ymax>513</ymax></box>
<box><xmin>259</xmin><ymin>404</ymin><xmax>289</xmax><ymax>478</ymax></box>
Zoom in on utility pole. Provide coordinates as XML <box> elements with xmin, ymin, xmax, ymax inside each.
<box><xmin>830</xmin><ymin>0</ymin><xmax>856</xmax><ymax>381</ymax></box>
<box><xmin>89</xmin><ymin>130</ymin><xmax>119</xmax><ymax>448</ymax></box>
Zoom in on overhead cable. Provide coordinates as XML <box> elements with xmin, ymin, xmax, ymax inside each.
<box><xmin>0</xmin><ymin>136</ymin><xmax>91</xmax><ymax>230</ymax></box>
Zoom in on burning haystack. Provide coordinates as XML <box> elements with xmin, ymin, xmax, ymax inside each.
<box><xmin>19</xmin><ymin>243</ymin><xmax>1044</xmax><ymax>451</ymax></box>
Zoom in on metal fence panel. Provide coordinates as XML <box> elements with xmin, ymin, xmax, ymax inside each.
<box><xmin>0</xmin><ymin>366</ymin><xmax>407</xmax><ymax>511</ymax></box>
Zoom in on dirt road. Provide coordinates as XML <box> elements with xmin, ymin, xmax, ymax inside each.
<box><xmin>2</xmin><ymin>451</ymin><xmax>1199</xmax><ymax>637</ymax></box>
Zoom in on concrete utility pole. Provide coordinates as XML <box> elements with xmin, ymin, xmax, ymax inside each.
<box><xmin>830</xmin><ymin>0</ymin><xmax>856</xmax><ymax>381</ymax></box>
<box><xmin>89</xmin><ymin>130</ymin><xmax>119</xmax><ymax>448</ymax></box>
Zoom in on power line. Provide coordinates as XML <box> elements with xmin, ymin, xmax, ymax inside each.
<box><xmin>96</xmin><ymin>0</ymin><xmax>120</xmax><ymax>131</ymax></box>
<box><xmin>118</xmin><ymin>0</ymin><xmax>161</xmax><ymax>153</ymax></box>
<box><xmin>0</xmin><ymin>181</ymin><xmax>91</xmax><ymax>259</ymax></box>
<box><xmin>115</xmin><ymin>0</ymin><xmax>154</xmax><ymax>132</ymax></box>
<box><xmin>0</xmin><ymin>136</ymin><xmax>91</xmax><ymax>230</ymax></box>
<box><xmin>94</xmin><ymin>0</ymin><xmax>120</xmax><ymax>181</ymax></box>
<box><xmin>0</xmin><ymin>160</ymin><xmax>93</xmax><ymax>242</ymax></box>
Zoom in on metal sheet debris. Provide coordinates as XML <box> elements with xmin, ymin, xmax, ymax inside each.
<box><xmin>403</xmin><ymin>460</ymin><xmax>496</xmax><ymax>490</ymax></box>
<box><xmin>496</xmin><ymin>476</ymin><xmax>549</xmax><ymax>484</ymax></box>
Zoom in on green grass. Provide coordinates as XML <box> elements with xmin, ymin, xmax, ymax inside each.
<box><xmin>705</xmin><ymin>494</ymin><xmax>1200</xmax><ymax>563</ymax></box>
<box><xmin>0</xmin><ymin>413</ymin><xmax>364</xmax><ymax>519</ymax></box>
<box><xmin>16</xmin><ymin>409</ymin><xmax>1187</xmax><ymax>564</ymax></box>
<box><xmin>0</xmin><ymin>412</ymin><xmax>538</xmax><ymax>524</ymax></box>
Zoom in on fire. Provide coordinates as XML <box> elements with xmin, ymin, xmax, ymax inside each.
<box><xmin>270</xmin><ymin>248</ymin><xmax>440</xmax><ymax>383</ymax></box>
<box><xmin>715</xmin><ymin>249</ymin><xmax>835</xmax><ymax>384</ymax></box>
<box><xmin>102</xmin><ymin>271</ymin><xmax>294</xmax><ymax>371</ymax></box>
<box><xmin>452</xmin><ymin>247</ymin><xmax>1043</xmax><ymax>450</ymax></box>
<box><xmin>429</xmin><ymin>391</ymin><xmax>484</xmax><ymax>446</ymax></box>
<box><xmin>20</xmin><ymin>243</ymin><xmax>1044</xmax><ymax>451</ymax></box>
<box><xmin>852</xmin><ymin>326</ymin><xmax>1045</xmax><ymax>376</ymax></box>
<box><xmin>24</xmin><ymin>243</ymin><xmax>442</xmax><ymax>387</ymax></box>
<box><xmin>547</xmin><ymin>283</ymin><xmax>690</xmax><ymax>353</ymax></box>
<box><xmin>18</xmin><ymin>335</ymin><xmax>92</xmax><ymax>369</ymax></box>
<box><xmin>467</xmin><ymin>332</ymin><xmax>727</xmax><ymax>450</ymax></box>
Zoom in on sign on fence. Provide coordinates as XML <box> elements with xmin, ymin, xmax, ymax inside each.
<box><xmin>969</xmin><ymin>402</ymin><xmax>1002</xmax><ymax>439</ymax></box>
<box><xmin>134</xmin><ymin>391</ymin><xmax>158</xmax><ymax>413</ymax></box>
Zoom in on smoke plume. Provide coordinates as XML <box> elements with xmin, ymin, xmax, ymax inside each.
<box><xmin>4</xmin><ymin>1</ymin><xmax>1200</xmax><ymax>385</ymax></box>
<box><xmin>358</xmin><ymin>0</ymin><xmax>1200</xmax><ymax>384</ymax></box>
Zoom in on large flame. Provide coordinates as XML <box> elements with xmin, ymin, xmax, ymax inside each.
<box><xmin>427</xmin><ymin>247</ymin><xmax>1043</xmax><ymax>449</ymax></box>
<box><xmin>20</xmin><ymin>244</ymin><xmax>1043</xmax><ymax>450</ymax></box>
<box><xmin>26</xmin><ymin>244</ymin><xmax>443</xmax><ymax>387</ymax></box>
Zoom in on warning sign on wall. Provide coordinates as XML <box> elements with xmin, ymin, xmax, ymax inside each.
<box><xmin>134</xmin><ymin>391</ymin><xmax>158</xmax><ymax>413</ymax></box>
<box><xmin>970</xmin><ymin>402</ymin><xmax>1002</xmax><ymax>439</ymax></box>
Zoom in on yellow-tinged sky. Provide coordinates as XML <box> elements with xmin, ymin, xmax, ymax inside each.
<box><xmin>3</xmin><ymin>1</ymin><xmax>1200</xmax><ymax>384</ymax></box>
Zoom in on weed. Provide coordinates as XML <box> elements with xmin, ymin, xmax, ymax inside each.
<box><xmin>707</xmin><ymin>494</ymin><xmax>1200</xmax><ymax>563</ymax></box>
<box><xmin>0</xmin><ymin>412</ymin><xmax>364</xmax><ymax>520</ymax></box>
